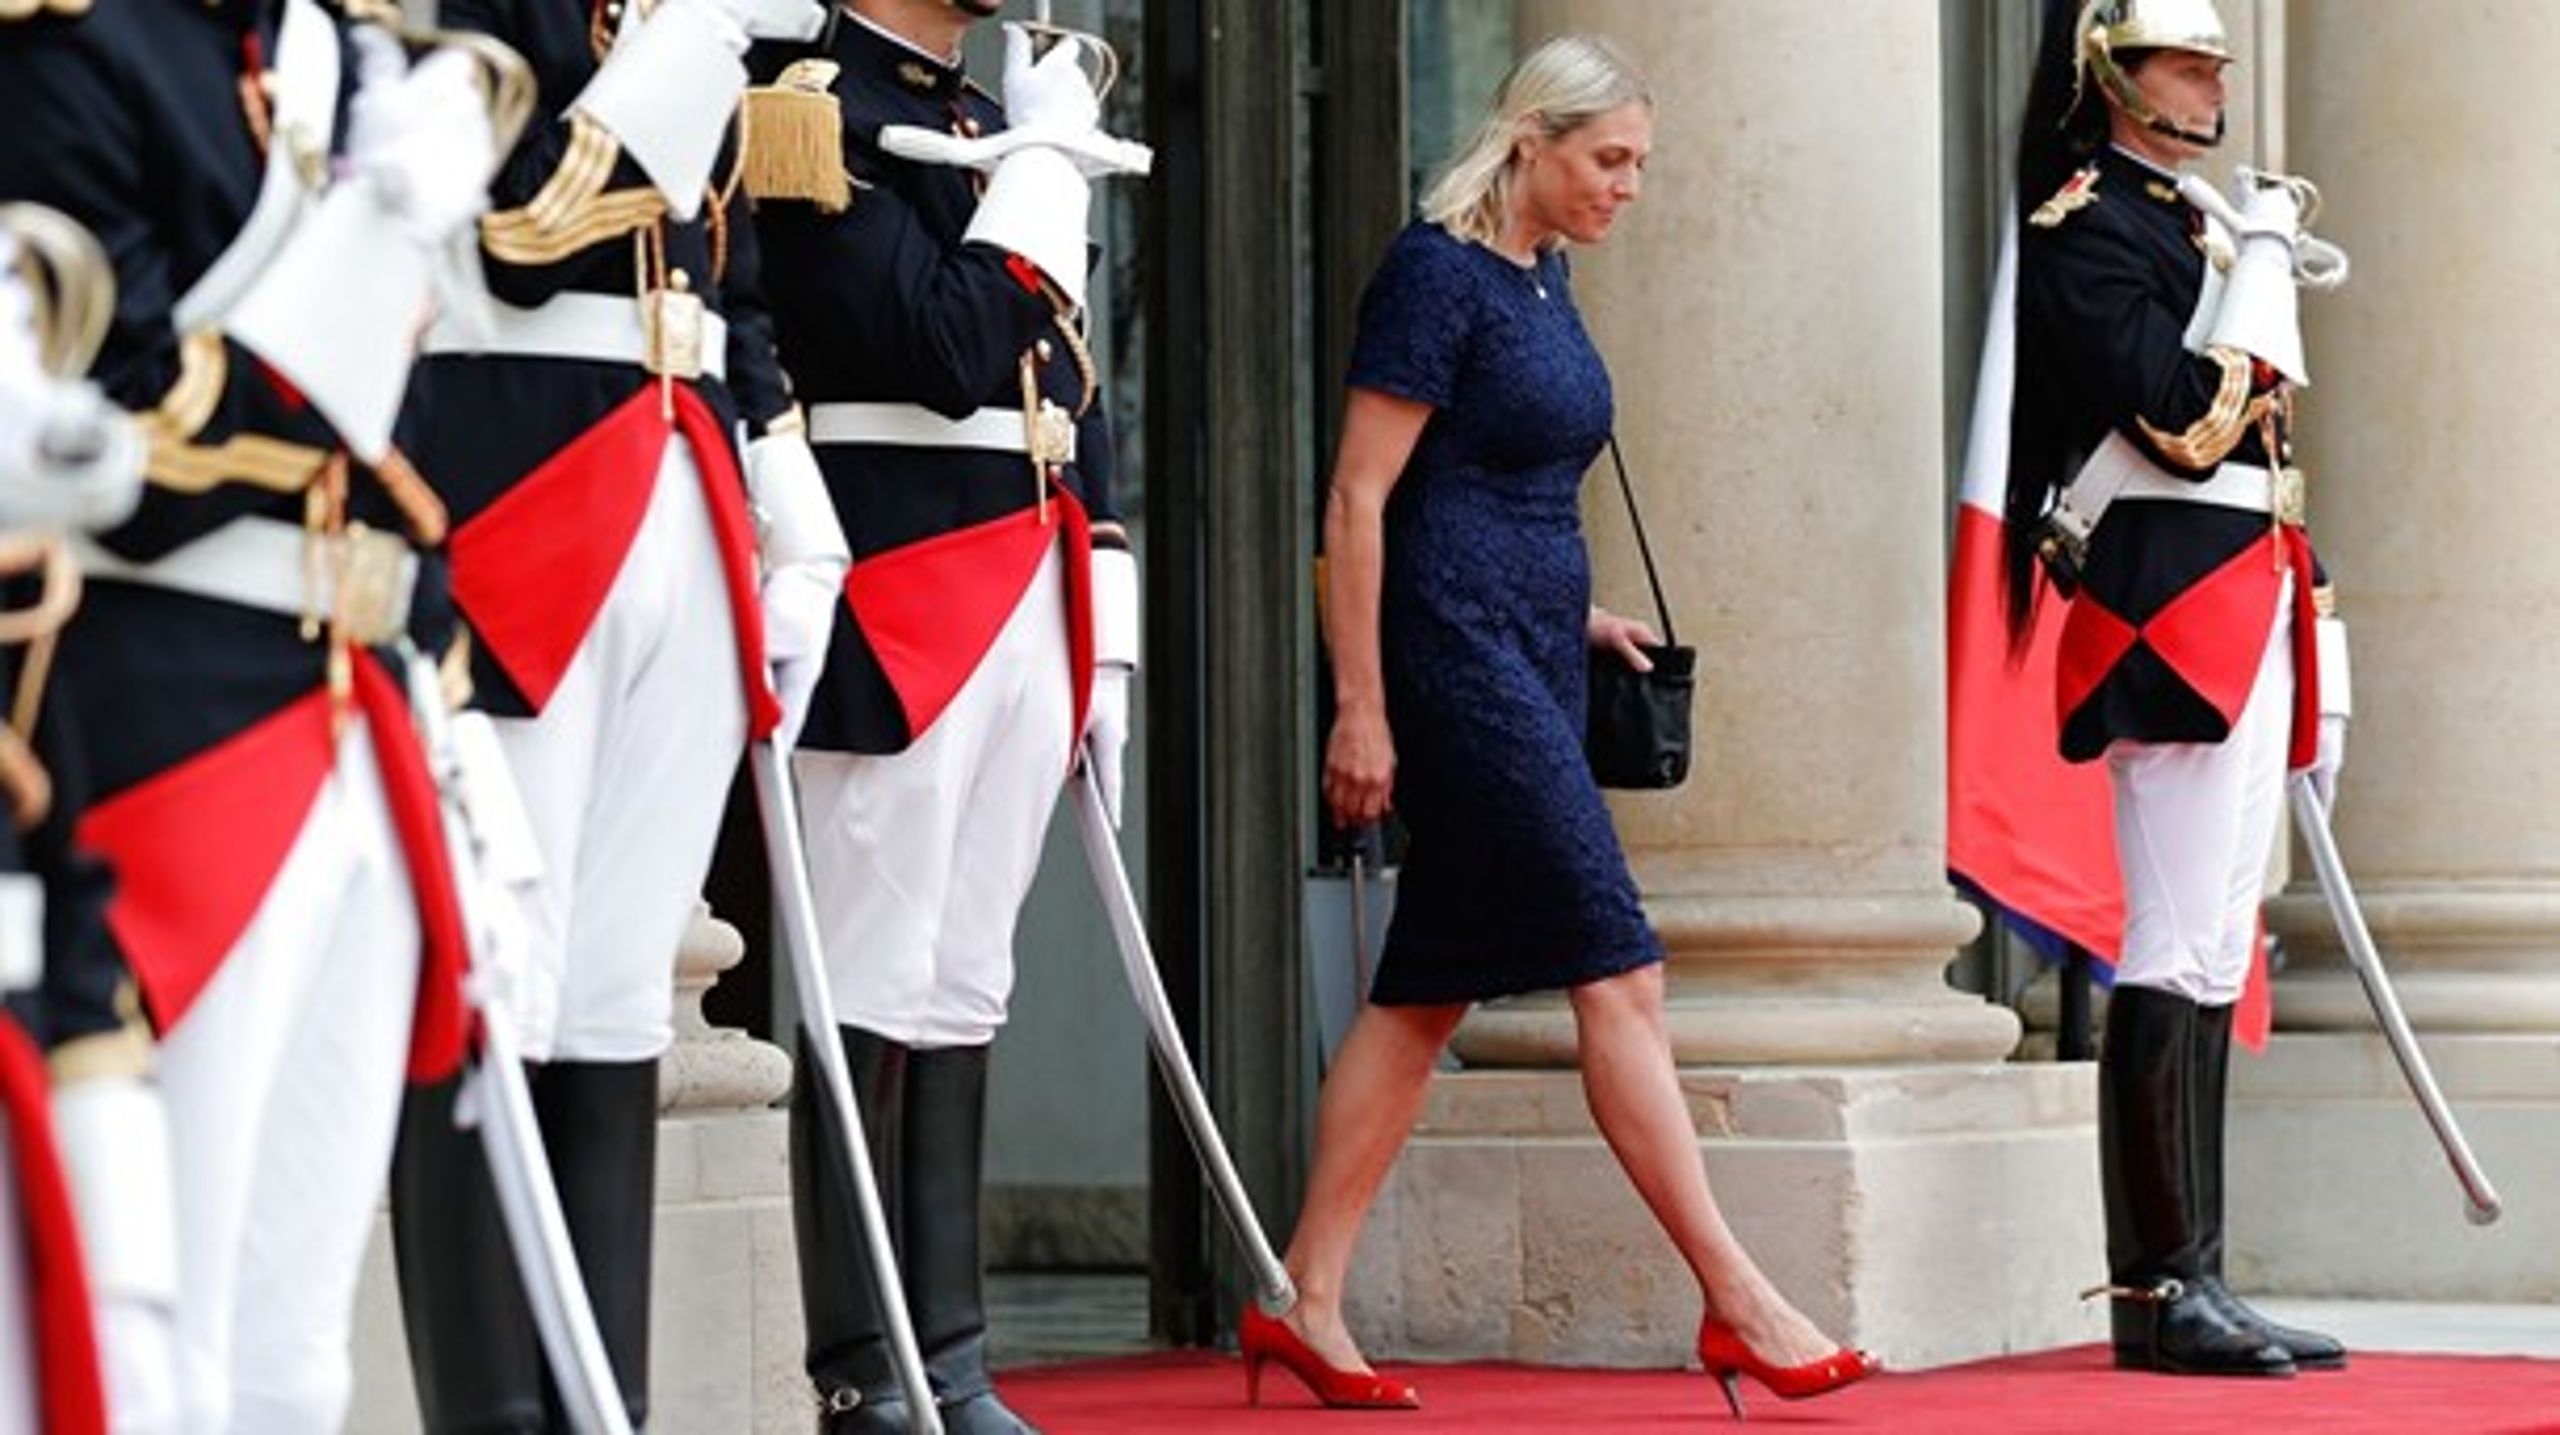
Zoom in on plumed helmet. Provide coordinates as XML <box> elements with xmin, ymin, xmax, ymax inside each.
<box><xmin>2083</xmin><ymin>0</ymin><xmax>2230</xmax><ymax>64</ymax></box>
<box><xmin>2076</xmin><ymin>0</ymin><xmax>2230</xmax><ymax>148</ymax></box>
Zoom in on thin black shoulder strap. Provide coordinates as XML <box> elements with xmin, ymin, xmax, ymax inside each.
<box><xmin>1604</xmin><ymin>436</ymin><xmax>1676</xmax><ymax>646</ymax></box>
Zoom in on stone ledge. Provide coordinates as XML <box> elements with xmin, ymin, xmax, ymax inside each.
<box><xmin>2230</xmin><ymin>1033</ymin><xmax>2560</xmax><ymax>1303</ymax></box>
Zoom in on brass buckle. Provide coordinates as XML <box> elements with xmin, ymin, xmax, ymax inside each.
<box><xmin>2272</xmin><ymin>466</ymin><xmax>2308</xmax><ymax>527</ymax></box>
<box><xmin>330</xmin><ymin>523</ymin><xmax>417</xmax><ymax>648</ymax></box>
<box><xmin>1029</xmin><ymin>399</ymin><xmax>1076</xmax><ymax>467</ymax></box>
<box><xmin>643</xmin><ymin>285</ymin><xmax>707</xmax><ymax>381</ymax></box>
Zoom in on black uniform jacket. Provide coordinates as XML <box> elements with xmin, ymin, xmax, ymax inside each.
<box><xmin>0</xmin><ymin>0</ymin><xmax>470</xmax><ymax>1071</ymax></box>
<box><xmin>414</xmin><ymin>0</ymin><xmax>792</xmax><ymax>727</ymax></box>
<box><xmin>750</xmin><ymin>19</ymin><xmax>1122</xmax><ymax>755</ymax></box>
<box><xmin>2014</xmin><ymin>146</ymin><xmax>2324</xmax><ymax>765</ymax></box>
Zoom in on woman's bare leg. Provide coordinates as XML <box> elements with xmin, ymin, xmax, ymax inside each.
<box><xmin>1277</xmin><ymin>999</ymin><xmax>1469</xmax><ymax>1371</ymax></box>
<box><xmin>1569</xmin><ymin>964</ymin><xmax>1839</xmax><ymax>1367</ymax></box>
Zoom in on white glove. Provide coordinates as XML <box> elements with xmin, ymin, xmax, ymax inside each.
<box><xmin>723</xmin><ymin>0</ymin><xmax>826</xmax><ymax>41</ymax></box>
<box><xmin>2310</xmin><ymin>612</ymin><xmax>2350</xmax><ymax>811</ymax></box>
<box><xmin>1001</xmin><ymin>24</ymin><xmax>1101</xmax><ymax>133</ymax></box>
<box><xmin>1083</xmin><ymin>663</ymin><xmax>1131</xmax><ymax>828</ymax></box>
<box><xmin>574</xmin><ymin>0</ymin><xmax>750</xmax><ymax>220</ymax></box>
<box><xmin>0</xmin><ymin>251</ymin><xmax>143</xmax><ymax>532</ymax></box>
<box><xmin>962</xmin><ymin>25</ymin><xmax>1103</xmax><ymax>307</ymax></box>
<box><xmin>2311</xmin><ymin>711</ymin><xmax>2347</xmax><ymax>813</ymax></box>
<box><xmin>0</xmin><ymin>379</ymin><xmax>143</xmax><ymax>534</ymax></box>
<box><xmin>761</xmin><ymin>562</ymin><xmax>839</xmax><ymax>751</ymax></box>
<box><xmin>2197</xmin><ymin>174</ymin><xmax>2310</xmax><ymax>385</ymax></box>
<box><xmin>347</xmin><ymin>30</ymin><xmax>496</xmax><ymax>248</ymax></box>
<box><xmin>744</xmin><ymin>429</ymin><xmax>849</xmax><ymax>749</ymax></box>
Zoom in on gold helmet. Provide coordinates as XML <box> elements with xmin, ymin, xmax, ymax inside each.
<box><xmin>2076</xmin><ymin>0</ymin><xmax>2230</xmax><ymax>148</ymax></box>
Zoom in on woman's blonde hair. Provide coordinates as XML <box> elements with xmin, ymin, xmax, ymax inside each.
<box><xmin>1420</xmin><ymin>33</ymin><xmax>1651</xmax><ymax>248</ymax></box>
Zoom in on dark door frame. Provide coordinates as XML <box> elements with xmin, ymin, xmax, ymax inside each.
<box><xmin>1138</xmin><ymin>0</ymin><xmax>1408</xmax><ymax>1345</ymax></box>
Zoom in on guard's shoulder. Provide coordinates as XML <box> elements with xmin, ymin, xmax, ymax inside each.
<box><xmin>2028</xmin><ymin>164</ymin><xmax>2102</xmax><ymax>230</ymax></box>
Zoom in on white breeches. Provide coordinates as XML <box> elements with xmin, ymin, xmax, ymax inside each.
<box><xmin>0</xmin><ymin>1119</ymin><xmax>29</xmax><ymax>1435</ymax></box>
<box><xmin>493</xmin><ymin>440</ymin><xmax>748</xmax><ymax>1063</ymax></box>
<box><xmin>155</xmin><ymin>721</ymin><xmax>420</xmax><ymax>1434</ymax></box>
<box><xmin>2108</xmin><ymin>574</ymin><xmax>2295</xmax><ymax>1006</ymax></box>
<box><xmin>795</xmin><ymin>542</ymin><xmax>1075</xmax><ymax>1049</ymax></box>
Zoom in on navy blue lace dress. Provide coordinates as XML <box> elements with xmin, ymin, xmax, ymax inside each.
<box><xmin>1349</xmin><ymin>222</ymin><xmax>1663</xmax><ymax>1005</ymax></box>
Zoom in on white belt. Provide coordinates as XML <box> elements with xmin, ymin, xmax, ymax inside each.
<box><xmin>2111</xmin><ymin>462</ymin><xmax>2287</xmax><ymax>515</ymax></box>
<box><xmin>2055</xmin><ymin>431</ymin><xmax>2300</xmax><ymax>545</ymax></box>
<box><xmin>73</xmin><ymin>517</ymin><xmax>418</xmax><ymax>645</ymax></box>
<box><xmin>806</xmin><ymin>401</ymin><xmax>1076</xmax><ymax>464</ymax></box>
<box><xmin>424</xmin><ymin>292</ymin><xmax>729</xmax><ymax>383</ymax></box>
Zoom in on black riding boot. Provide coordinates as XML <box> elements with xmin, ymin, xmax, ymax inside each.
<box><xmin>2191</xmin><ymin>1001</ymin><xmax>2347</xmax><ymax>1369</ymax></box>
<box><xmin>904</xmin><ymin>1046</ymin><xmax>1037</xmax><ymax>1434</ymax></box>
<box><xmin>2098</xmin><ymin>987</ymin><xmax>2293</xmax><ymax>1377</ymax></box>
<box><xmin>534</xmin><ymin>1059</ymin><xmax>662</xmax><ymax>1430</ymax></box>
<box><xmin>391</xmin><ymin>1075</ymin><xmax>548</xmax><ymax>1433</ymax></box>
<box><xmin>793</xmin><ymin>1026</ymin><xmax>912</xmax><ymax>1433</ymax></box>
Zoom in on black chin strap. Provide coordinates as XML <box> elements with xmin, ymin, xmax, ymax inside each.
<box><xmin>2147</xmin><ymin>110</ymin><xmax>2227</xmax><ymax>150</ymax></box>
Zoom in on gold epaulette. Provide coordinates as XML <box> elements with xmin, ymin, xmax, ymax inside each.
<box><xmin>2030</xmin><ymin>164</ymin><xmax>2101</xmax><ymax>229</ymax></box>
<box><xmin>0</xmin><ymin>0</ymin><xmax>92</xmax><ymax>20</ymax></box>
<box><xmin>741</xmin><ymin>59</ymin><xmax>852</xmax><ymax>212</ymax></box>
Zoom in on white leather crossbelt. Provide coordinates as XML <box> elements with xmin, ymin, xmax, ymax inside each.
<box><xmin>806</xmin><ymin>401</ymin><xmax>1076</xmax><ymax>464</ymax></box>
<box><xmin>425</xmin><ymin>292</ymin><xmax>729</xmax><ymax>383</ymax></box>
<box><xmin>73</xmin><ymin>517</ymin><xmax>418</xmax><ymax>645</ymax></box>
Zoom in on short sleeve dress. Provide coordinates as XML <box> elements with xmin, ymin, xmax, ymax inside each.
<box><xmin>1346</xmin><ymin>221</ymin><xmax>1663</xmax><ymax>1005</ymax></box>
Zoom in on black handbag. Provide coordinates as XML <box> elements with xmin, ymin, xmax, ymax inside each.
<box><xmin>1584</xmin><ymin>437</ymin><xmax>1697</xmax><ymax>790</ymax></box>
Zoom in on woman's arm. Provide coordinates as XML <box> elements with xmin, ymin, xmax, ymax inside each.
<box><xmin>1320</xmin><ymin>387</ymin><xmax>1432</xmax><ymax>828</ymax></box>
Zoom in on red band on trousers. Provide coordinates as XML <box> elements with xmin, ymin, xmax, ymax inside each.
<box><xmin>0</xmin><ymin>1016</ymin><xmax>107</xmax><ymax>1435</ymax></box>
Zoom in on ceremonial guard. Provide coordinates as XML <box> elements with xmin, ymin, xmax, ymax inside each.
<box><xmin>2007</xmin><ymin>0</ymin><xmax>2351</xmax><ymax>1379</ymax></box>
<box><xmin>385</xmin><ymin>0</ymin><xmax>847</xmax><ymax>1427</ymax></box>
<box><xmin>746</xmin><ymin>3</ymin><xmax>1142</xmax><ymax>1428</ymax></box>
<box><xmin>0</xmin><ymin>205</ymin><xmax>156</xmax><ymax>1435</ymax></box>
<box><xmin>0</xmin><ymin>3</ymin><xmax>501</xmax><ymax>1429</ymax></box>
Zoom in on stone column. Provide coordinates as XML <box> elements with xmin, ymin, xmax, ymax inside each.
<box><xmin>2232</xmin><ymin>0</ymin><xmax>2560</xmax><ymax>1301</ymax></box>
<box><xmin>1451</xmin><ymin>0</ymin><xmax>2010</xmax><ymax>1071</ymax></box>
<box><xmin>1342</xmin><ymin>1</ymin><xmax>2102</xmax><ymax>1375</ymax></box>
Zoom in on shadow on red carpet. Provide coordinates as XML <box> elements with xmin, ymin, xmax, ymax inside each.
<box><xmin>1003</xmin><ymin>1343</ymin><xmax>2560</xmax><ymax>1433</ymax></box>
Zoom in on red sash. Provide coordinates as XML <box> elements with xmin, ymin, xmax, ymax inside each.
<box><xmin>0</xmin><ymin>1017</ymin><xmax>106</xmax><ymax>1435</ymax></box>
<box><xmin>449</xmin><ymin>384</ymin><xmax>780</xmax><ymax>738</ymax></box>
<box><xmin>2054</xmin><ymin>524</ymin><xmax>2320</xmax><ymax>766</ymax></box>
<box><xmin>843</xmin><ymin>488</ymin><xmax>1094</xmax><ymax>747</ymax></box>
<box><xmin>75</xmin><ymin>654</ymin><xmax>471</xmax><ymax>1080</ymax></box>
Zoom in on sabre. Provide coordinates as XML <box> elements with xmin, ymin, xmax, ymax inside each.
<box><xmin>2287</xmin><ymin>775</ymin><xmax>2503</xmax><ymax>1225</ymax></box>
<box><xmin>748</xmin><ymin>742</ymin><xmax>944</xmax><ymax>1434</ymax></box>
<box><xmin>1068</xmin><ymin>765</ymin><xmax>1297</xmax><ymax>1313</ymax></box>
<box><xmin>398</xmin><ymin>648</ymin><xmax>632</xmax><ymax>1435</ymax></box>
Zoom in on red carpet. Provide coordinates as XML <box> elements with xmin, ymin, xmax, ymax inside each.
<box><xmin>1004</xmin><ymin>1344</ymin><xmax>2560</xmax><ymax>1433</ymax></box>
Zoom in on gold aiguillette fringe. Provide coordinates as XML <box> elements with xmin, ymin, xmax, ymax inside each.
<box><xmin>742</xmin><ymin>60</ymin><xmax>851</xmax><ymax>213</ymax></box>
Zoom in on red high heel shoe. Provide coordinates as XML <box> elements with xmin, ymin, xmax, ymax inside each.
<box><xmin>1695</xmin><ymin>1316</ymin><xmax>1880</xmax><ymax>1420</ymax></box>
<box><xmin>1238</xmin><ymin>1304</ymin><xmax>1421</xmax><ymax>1410</ymax></box>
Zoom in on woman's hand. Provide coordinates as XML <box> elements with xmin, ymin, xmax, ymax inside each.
<box><xmin>1587</xmin><ymin>604</ymin><xmax>1660</xmax><ymax>672</ymax></box>
<box><xmin>1323</xmin><ymin>702</ymin><xmax>1397</xmax><ymax>828</ymax></box>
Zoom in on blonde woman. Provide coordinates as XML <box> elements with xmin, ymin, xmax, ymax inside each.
<box><xmin>1241</xmin><ymin>35</ymin><xmax>1878</xmax><ymax>1417</ymax></box>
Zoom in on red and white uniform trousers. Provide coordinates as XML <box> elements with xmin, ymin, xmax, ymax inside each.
<box><xmin>795</xmin><ymin>539</ymin><xmax>1079</xmax><ymax>1049</ymax></box>
<box><xmin>483</xmin><ymin>422</ymin><xmax>751</xmax><ymax>1063</ymax></box>
<box><xmin>2107</xmin><ymin>567</ymin><xmax>2295</xmax><ymax>1004</ymax></box>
